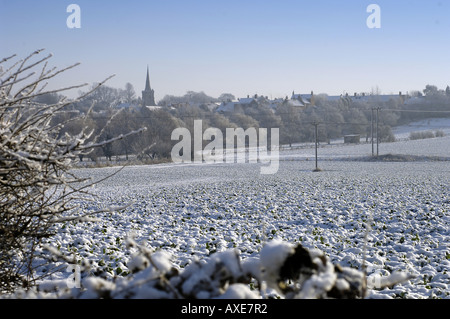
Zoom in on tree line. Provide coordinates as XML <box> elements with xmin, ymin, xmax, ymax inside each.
<box><xmin>37</xmin><ymin>83</ymin><xmax>450</xmax><ymax>163</ymax></box>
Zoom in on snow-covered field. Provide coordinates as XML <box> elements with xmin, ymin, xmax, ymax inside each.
<box><xmin>35</xmin><ymin>127</ymin><xmax>450</xmax><ymax>299</ymax></box>
<box><xmin>279</xmin><ymin>136</ymin><xmax>450</xmax><ymax>162</ymax></box>
<box><xmin>392</xmin><ymin>117</ymin><xmax>450</xmax><ymax>140</ymax></box>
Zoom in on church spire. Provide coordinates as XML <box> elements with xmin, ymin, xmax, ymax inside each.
<box><xmin>142</xmin><ymin>65</ymin><xmax>156</xmax><ymax>106</ymax></box>
<box><xmin>145</xmin><ymin>65</ymin><xmax>151</xmax><ymax>91</ymax></box>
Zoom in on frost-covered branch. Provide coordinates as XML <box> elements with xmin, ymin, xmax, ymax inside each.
<box><xmin>79</xmin><ymin>128</ymin><xmax>147</xmax><ymax>150</ymax></box>
<box><xmin>0</xmin><ymin>49</ymin><xmax>146</xmax><ymax>293</ymax></box>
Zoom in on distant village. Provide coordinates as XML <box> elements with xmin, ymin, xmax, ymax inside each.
<box><xmin>120</xmin><ymin>66</ymin><xmax>423</xmax><ymax>114</ymax></box>
<box><xmin>58</xmin><ymin>67</ymin><xmax>448</xmax><ymax>162</ymax></box>
<box><xmin>183</xmin><ymin>90</ymin><xmax>412</xmax><ymax>114</ymax></box>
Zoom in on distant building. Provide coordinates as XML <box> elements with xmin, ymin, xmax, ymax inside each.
<box><xmin>349</xmin><ymin>91</ymin><xmax>408</xmax><ymax>104</ymax></box>
<box><xmin>115</xmin><ymin>102</ymin><xmax>141</xmax><ymax>111</ymax></box>
<box><xmin>216</xmin><ymin>100</ymin><xmax>242</xmax><ymax>113</ymax></box>
<box><xmin>237</xmin><ymin>96</ymin><xmax>259</xmax><ymax>108</ymax></box>
<box><xmin>282</xmin><ymin>96</ymin><xmax>305</xmax><ymax>108</ymax></box>
<box><xmin>292</xmin><ymin>91</ymin><xmax>315</xmax><ymax>106</ymax></box>
<box><xmin>216</xmin><ymin>95</ymin><xmax>259</xmax><ymax>114</ymax></box>
<box><xmin>142</xmin><ymin>66</ymin><xmax>156</xmax><ymax>107</ymax></box>
<box><xmin>344</xmin><ymin>134</ymin><xmax>361</xmax><ymax>144</ymax></box>
<box><xmin>404</xmin><ymin>96</ymin><xmax>425</xmax><ymax>106</ymax></box>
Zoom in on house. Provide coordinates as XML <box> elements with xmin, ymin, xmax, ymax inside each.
<box><xmin>349</xmin><ymin>91</ymin><xmax>409</xmax><ymax>104</ymax></box>
<box><xmin>114</xmin><ymin>102</ymin><xmax>146</xmax><ymax>113</ymax></box>
<box><xmin>281</xmin><ymin>97</ymin><xmax>304</xmax><ymax>108</ymax></box>
<box><xmin>404</xmin><ymin>96</ymin><xmax>425</xmax><ymax>106</ymax></box>
<box><xmin>216</xmin><ymin>96</ymin><xmax>259</xmax><ymax>114</ymax></box>
<box><xmin>200</xmin><ymin>102</ymin><xmax>220</xmax><ymax>112</ymax></box>
<box><xmin>268</xmin><ymin>98</ymin><xmax>284</xmax><ymax>112</ymax></box>
<box><xmin>115</xmin><ymin>102</ymin><xmax>140</xmax><ymax>109</ymax></box>
<box><xmin>238</xmin><ymin>96</ymin><xmax>259</xmax><ymax>108</ymax></box>
<box><xmin>216</xmin><ymin>100</ymin><xmax>240</xmax><ymax>113</ymax></box>
<box><xmin>291</xmin><ymin>91</ymin><xmax>315</xmax><ymax>106</ymax></box>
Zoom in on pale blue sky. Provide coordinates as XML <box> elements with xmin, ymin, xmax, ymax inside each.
<box><xmin>1</xmin><ymin>0</ymin><xmax>449</xmax><ymax>100</ymax></box>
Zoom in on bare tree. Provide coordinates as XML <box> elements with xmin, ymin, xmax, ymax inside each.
<box><xmin>218</xmin><ymin>93</ymin><xmax>235</xmax><ymax>103</ymax></box>
<box><xmin>0</xmin><ymin>49</ymin><xmax>145</xmax><ymax>292</ymax></box>
<box><xmin>123</xmin><ymin>82</ymin><xmax>136</xmax><ymax>104</ymax></box>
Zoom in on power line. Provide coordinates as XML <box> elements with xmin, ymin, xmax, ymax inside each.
<box><xmin>393</xmin><ymin>124</ymin><xmax>450</xmax><ymax>128</ymax></box>
<box><xmin>382</xmin><ymin>109</ymin><xmax>450</xmax><ymax>113</ymax></box>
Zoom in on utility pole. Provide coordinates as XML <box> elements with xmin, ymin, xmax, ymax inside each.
<box><xmin>371</xmin><ymin>108</ymin><xmax>374</xmax><ymax>156</ymax></box>
<box><xmin>313</xmin><ymin>122</ymin><xmax>321</xmax><ymax>172</ymax></box>
<box><xmin>376</xmin><ymin>107</ymin><xmax>379</xmax><ymax>157</ymax></box>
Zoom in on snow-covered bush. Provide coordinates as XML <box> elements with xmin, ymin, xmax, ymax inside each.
<box><xmin>0</xmin><ymin>50</ymin><xmax>145</xmax><ymax>292</ymax></box>
<box><xmin>5</xmin><ymin>238</ymin><xmax>410</xmax><ymax>299</ymax></box>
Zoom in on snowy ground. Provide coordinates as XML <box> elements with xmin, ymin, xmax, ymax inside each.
<box><xmin>392</xmin><ymin>117</ymin><xmax>450</xmax><ymax>140</ymax></box>
<box><xmin>279</xmin><ymin>135</ymin><xmax>450</xmax><ymax>162</ymax></box>
<box><xmin>35</xmin><ymin>126</ymin><xmax>450</xmax><ymax>299</ymax></box>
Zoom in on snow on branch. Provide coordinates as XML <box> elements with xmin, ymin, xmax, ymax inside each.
<box><xmin>80</xmin><ymin>127</ymin><xmax>147</xmax><ymax>150</ymax></box>
<box><xmin>0</xmin><ymin>49</ymin><xmax>147</xmax><ymax>292</ymax></box>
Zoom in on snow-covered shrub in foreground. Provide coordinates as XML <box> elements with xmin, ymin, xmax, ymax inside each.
<box><xmin>10</xmin><ymin>239</ymin><xmax>412</xmax><ymax>299</ymax></box>
<box><xmin>0</xmin><ymin>50</ymin><xmax>145</xmax><ymax>292</ymax></box>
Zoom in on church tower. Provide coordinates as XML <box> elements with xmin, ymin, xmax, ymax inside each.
<box><xmin>142</xmin><ymin>66</ymin><xmax>156</xmax><ymax>106</ymax></box>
